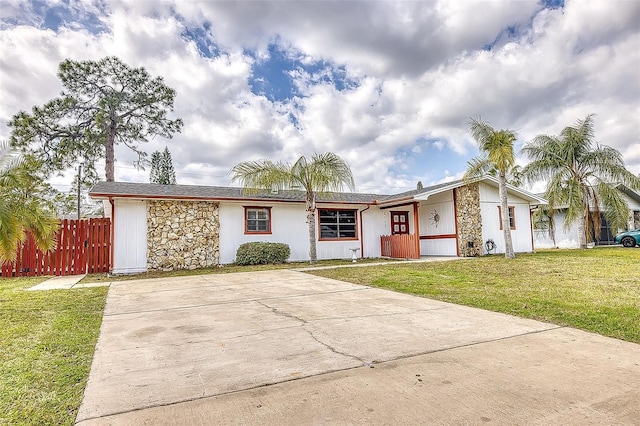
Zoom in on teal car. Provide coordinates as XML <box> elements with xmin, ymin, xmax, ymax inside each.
<box><xmin>614</xmin><ymin>228</ymin><xmax>640</xmax><ymax>247</ymax></box>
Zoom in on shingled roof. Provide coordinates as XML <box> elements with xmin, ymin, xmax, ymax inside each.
<box><xmin>90</xmin><ymin>177</ymin><xmax>547</xmax><ymax>206</ymax></box>
<box><xmin>89</xmin><ymin>181</ymin><xmax>384</xmax><ymax>204</ymax></box>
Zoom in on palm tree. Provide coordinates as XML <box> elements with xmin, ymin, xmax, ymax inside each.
<box><xmin>464</xmin><ymin>117</ymin><xmax>517</xmax><ymax>259</ymax></box>
<box><xmin>0</xmin><ymin>142</ymin><xmax>57</xmax><ymax>262</ymax></box>
<box><xmin>521</xmin><ymin>114</ymin><xmax>640</xmax><ymax>248</ymax></box>
<box><xmin>230</xmin><ymin>152</ymin><xmax>355</xmax><ymax>263</ymax></box>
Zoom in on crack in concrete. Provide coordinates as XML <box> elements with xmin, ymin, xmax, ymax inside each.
<box><xmin>255</xmin><ymin>300</ymin><xmax>308</xmax><ymax>324</ymax></box>
<box><xmin>105</xmin><ymin>287</ymin><xmax>370</xmax><ymax>317</ymax></box>
<box><xmin>256</xmin><ymin>300</ymin><xmax>370</xmax><ymax>367</ymax></box>
<box><xmin>305</xmin><ymin>327</ymin><xmax>371</xmax><ymax>367</ymax></box>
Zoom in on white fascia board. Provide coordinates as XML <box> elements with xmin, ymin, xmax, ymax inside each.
<box><xmin>412</xmin><ymin>176</ymin><xmax>548</xmax><ymax>206</ymax></box>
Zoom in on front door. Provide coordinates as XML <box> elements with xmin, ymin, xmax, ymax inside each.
<box><xmin>391</xmin><ymin>211</ymin><xmax>409</xmax><ymax>235</ymax></box>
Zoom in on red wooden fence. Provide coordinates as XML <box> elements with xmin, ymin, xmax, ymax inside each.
<box><xmin>380</xmin><ymin>234</ymin><xmax>420</xmax><ymax>259</ymax></box>
<box><xmin>1</xmin><ymin>218</ymin><xmax>111</xmax><ymax>277</ymax></box>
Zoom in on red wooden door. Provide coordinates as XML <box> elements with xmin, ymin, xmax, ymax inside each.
<box><xmin>391</xmin><ymin>211</ymin><xmax>409</xmax><ymax>235</ymax></box>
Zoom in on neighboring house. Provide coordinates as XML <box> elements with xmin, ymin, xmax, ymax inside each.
<box><xmin>533</xmin><ymin>184</ymin><xmax>640</xmax><ymax>249</ymax></box>
<box><xmin>89</xmin><ymin>176</ymin><xmax>547</xmax><ymax>274</ymax></box>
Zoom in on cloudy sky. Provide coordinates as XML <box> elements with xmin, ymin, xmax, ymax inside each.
<box><xmin>1</xmin><ymin>0</ymin><xmax>639</xmax><ymax>194</ymax></box>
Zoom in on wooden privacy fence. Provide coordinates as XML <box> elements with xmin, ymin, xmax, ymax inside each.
<box><xmin>380</xmin><ymin>234</ymin><xmax>420</xmax><ymax>259</ymax></box>
<box><xmin>1</xmin><ymin>218</ymin><xmax>111</xmax><ymax>277</ymax></box>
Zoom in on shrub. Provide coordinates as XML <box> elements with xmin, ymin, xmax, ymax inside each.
<box><xmin>235</xmin><ymin>242</ymin><xmax>291</xmax><ymax>265</ymax></box>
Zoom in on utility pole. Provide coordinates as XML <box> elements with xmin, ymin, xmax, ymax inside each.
<box><xmin>77</xmin><ymin>165</ymin><xmax>81</xmax><ymax>220</ymax></box>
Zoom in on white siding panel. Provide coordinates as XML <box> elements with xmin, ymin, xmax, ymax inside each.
<box><xmin>621</xmin><ymin>193</ymin><xmax>640</xmax><ymax>210</ymax></box>
<box><xmin>419</xmin><ymin>200</ymin><xmax>456</xmax><ymax>236</ymax></box>
<box><xmin>420</xmin><ymin>238</ymin><xmax>457</xmax><ymax>256</ymax></box>
<box><xmin>113</xmin><ymin>200</ymin><xmax>147</xmax><ymax>274</ymax></box>
<box><xmin>361</xmin><ymin>208</ymin><xmax>385</xmax><ymax>258</ymax></box>
<box><xmin>479</xmin><ymin>185</ymin><xmax>535</xmax><ymax>254</ymax></box>
<box><xmin>219</xmin><ymin>202</ymin><xmax>381</xmax><ymax>263</ymax></box>
<box><xmin>102</xmin><ymin>200</ymin><xmax>112</xmax><ymax>218</ymax></box>
<box><xmin>533</xmin><ymin>211</ymin><xmax>580</xmax><ymax>249</ymax></box>
<box><xmin>417</xmin><ymin>190</ymin><xmax>457</xmax><ymax>256</ymax></box>
<box><xmin>219</xmin><ymin>202</ymin><xmax>309</xmax><ymax>263</ymax></box>
<box><xmin>479</xmin><ymin>182</ymin><xmax>500</xmax><ymax>203</ymax></box>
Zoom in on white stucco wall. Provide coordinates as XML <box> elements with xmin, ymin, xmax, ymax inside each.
<box><xmin>533</xmin><ymin>190</ymin><xmax>640</xmax><ymax>249</ymax></box>
<box><xmin>418</xmin><ymin>190</ymin><xmax>457</xmax><ymax>256</ymax></box>
<box><xmin>113</xmin><ymin>199</ymin><xmax>147</xmax><ymax>274</ymax></box>
<box><xmin>479</xmin><ymin>183</ymin><xmax>534</xmax><ymax>254</ymax></box>
<box><xmin>621</xmin><ymin>192</ymin><xmax>640</xmax><ymax>230</ymax></box>
<box><xmin>219</xmin><ymin>201</ymin><xmax>384</xmax><ymax>264</ymax></box>
<box><xmin>533</xmin><ymin>211</ymin><xmax>580</xmax><ymax>249</ymax></box>
<box><xmin>360</xmin><ymin>207</ymin><xmax>385</xmax><ymax>258</ymax></box>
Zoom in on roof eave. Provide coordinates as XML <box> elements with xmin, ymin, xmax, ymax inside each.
<box><xmin>89</xmin><ymin>192</ymin><xmax>373</xmax><ymax>205</ymax></box>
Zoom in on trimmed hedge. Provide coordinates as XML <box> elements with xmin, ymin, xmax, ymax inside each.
<box><xmin>235</xmin><ymin>242</ymin><xmax>291</xmax><ymax>265</ymax></box>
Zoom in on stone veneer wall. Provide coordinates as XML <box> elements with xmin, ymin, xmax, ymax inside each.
<box><xmin>147</xmin><ymin>200</ymin><xmax>220</xmax><ymax>271</ymax></box>
<box><xmin>454</xmin><ymin>184</ymin><xmax>483</xmax><ymax>257</ymax></box>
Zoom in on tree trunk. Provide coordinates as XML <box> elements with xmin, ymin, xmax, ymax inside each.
<box><xmin>499</xmin><ymin>173</ymin><xmax>515</xmax><ymax>259</ymax></box>
<box><xmin>577</xmin><ymin>210</ymin><xmax>587</xmax><ymax>249</ymax></box>
<box><xmin>105</xmin><ymin>116</ymin><xmax>117</xmax><ymax>182</ymax></box>
<box><xmin>306</xmin><ymin>191</ymin><xmax>317</xmax><ymax>264</ymax></box>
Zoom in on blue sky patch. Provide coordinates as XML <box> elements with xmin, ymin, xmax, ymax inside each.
<box><xmin>248</xmin><ymin>43</ymin><xmax>359</xmax><ymax>101</ymax></box>
<box><xmin>180</xmin><ymin>21</ymin><xmax>219</xmax><ymax>58</ymax></box>
<box><xmin>248</xmin><ymin>44</ymin><xmax>301</xmax><ymax>101</ymax></box>
<box><xmin>390</xmin><ymin>139</ymin><xmax>467</xmax><ymax>185</ymax></box>
<box><xmin>35</xmin><ymin>0</ymin><xmax>107</xmax><ymax>33</ymax></box>
<box><xmin>542</xmin><ymin>0</ymin><xmax>564</xmax><ymax>9</ymax></box>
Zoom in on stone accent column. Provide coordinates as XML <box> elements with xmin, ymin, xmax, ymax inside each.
<box><xmin>147</xmin><ymin>200</ymin><xmax>220</xmax><ymax>271</ymax></box>
<box><xmin>454</xmin><ymin>184</ymin><xmax>483</xmax><ymax>257</ymax></box>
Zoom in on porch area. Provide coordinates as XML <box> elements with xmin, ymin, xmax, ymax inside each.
<box><xmin>380</xmin><ymin>234</ymin><xmax>420</xmax><ymax>259</ymax></box>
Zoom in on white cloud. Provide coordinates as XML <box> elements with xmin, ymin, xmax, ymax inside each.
<box><xmin>0</xmin><ymin>0</ymin><xmax>638</xmax><ymax>196</ymax></box>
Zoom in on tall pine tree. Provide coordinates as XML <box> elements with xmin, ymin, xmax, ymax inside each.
<box><xmin>150</xmin><ymin>146</ymin><xmax>176</xmax><ymax>184</ymax></box>
<box><xmin>10</xmin><ymin>57</ymin><xmax>182</xmax><ymax>183</ymax></box>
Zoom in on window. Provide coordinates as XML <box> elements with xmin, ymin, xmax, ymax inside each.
<box><xmin>319</xmin><ymin>209</ymin><xmax>357</xmax><ymax>240</ymax></box>
<box><xmin>498</xmin><ymin>206</ymin><xmax>516</xmax><ymax>230</ymax></box>
<box><xmin>244</xmin><ymin>207</ymin><xmax>271</xmax><ymax>234</ymax></box>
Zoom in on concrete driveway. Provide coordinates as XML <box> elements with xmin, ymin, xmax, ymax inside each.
<box><xmin>76</xmin><ymin>270</ymin><xmax>640</xmax><ymax>425</ymax></box>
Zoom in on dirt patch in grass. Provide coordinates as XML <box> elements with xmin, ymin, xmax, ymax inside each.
<box><xmin>309</xmin><ymin>248</ymin><xmax>640</xmax><ymax>343</ymax></box>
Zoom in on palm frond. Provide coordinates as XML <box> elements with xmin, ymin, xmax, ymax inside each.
<box><xmin>463</xmin><ymin>156</ymin><xmax>492</xmax><ymax>182</ymax></box>
<box><xmin>596</xmin><ymin>181</ymin><xmax>632</xmax><ymax>231</ymax></box>
<box><xmin>0</xmin><ymin>201</ymin><xmax>24</xmax><ymax>262</ymax></box>
<box><xmin>468</xmin><ymin>118</ymin><xmax>516</xmax><ymax>174</ymax></box>
<box><xmin>229</xmin><ymin>159</ymin><xmax>293</xmax><ymax>194</ymax></box>
<box><xmin>305</xmin><ymin>152</ymin><xmax>355</xmax><ymax>194</ymax></box>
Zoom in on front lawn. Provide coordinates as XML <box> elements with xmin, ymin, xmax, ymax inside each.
<box><xmin>0</xmin><ymin>277</ymin><xmax>107</xmax><ymax>425</ymax></box>
<box><xmin>309</xmin><ymin>248</ymin><xmax>640</xmax><ymax>343</ymax></box>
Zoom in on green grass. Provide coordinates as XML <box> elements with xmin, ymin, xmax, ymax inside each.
<box><xmin>0</xmin><ymin>276</ymin><xmax>108</xmax><ymax>425</ymax></box>
<box><xmin>309</xmin><ymin>247</ymin><xmax>640</xmax><ymax>343</ymax></box>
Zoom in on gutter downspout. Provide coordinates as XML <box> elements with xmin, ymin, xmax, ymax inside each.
<box><xmin>109</xmin><ymin>197</ymin><xmax>115</xmax><ymax>274</ymax></box>
<box><xmin>413</xmin><ymin>201</ymin><xmax>420</xmax><ymax>258</ymax></box>
<box><xmin>359</xmin><ymin>204</ymin><xmax>371</xmax><ymax>258</ymax></box>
